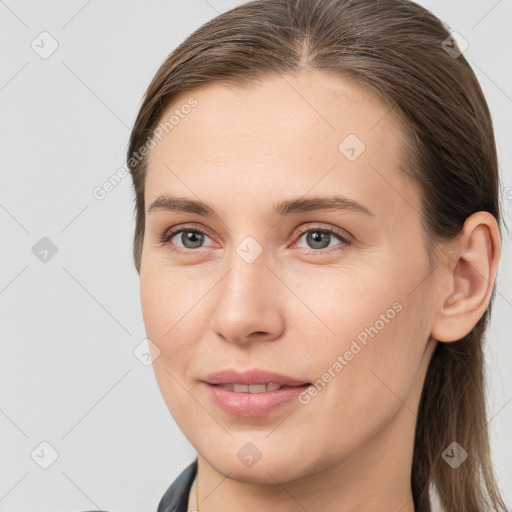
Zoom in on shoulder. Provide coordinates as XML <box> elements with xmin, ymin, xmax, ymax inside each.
<box><xmin>157</xmin><ymin>457</ymin><xmax>198</xmax><ymax>512</ymax></box>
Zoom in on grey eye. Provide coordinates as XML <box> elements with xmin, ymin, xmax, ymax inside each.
<box><xmin>174</xmin><ymin>230</ymin><xmax>206</xmax><ymax>249</ymax></box>
<box><xmin>305</xmin><ymin>230</ymin><xmax>331</xmax><ymax>249</ymax></box>
<box><xmin>296</xmin><ymin>230</ymin><xmax>339</xmax><ymax>250</ymax></box>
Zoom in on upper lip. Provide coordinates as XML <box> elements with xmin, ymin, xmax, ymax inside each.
<box><xmin>202</xmin><ymin>369</ymin><xmax>310</xmax><ymax>387</ymax></box>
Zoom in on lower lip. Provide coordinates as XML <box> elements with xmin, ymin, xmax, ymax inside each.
<box><xmin>203</xmin><ymin>383</ymin><xmax>311</xmax><ymax>417</ymax></box>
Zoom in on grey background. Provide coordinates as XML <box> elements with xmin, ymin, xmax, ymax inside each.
<box><xmin>1</xmin><ymin>1</ymin><xmax>511</xmax><ymax>510</ymax></box>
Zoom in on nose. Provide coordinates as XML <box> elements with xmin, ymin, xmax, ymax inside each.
<box><xmin>209</xmin><ymin>251</ymin><xmax>286</xmax><ymax>346</ymax></box>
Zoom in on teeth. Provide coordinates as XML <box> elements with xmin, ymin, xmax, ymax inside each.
<box><xmin>218</xmin><ymin>383</ymin><xmax>283</xmax><ymax>393</ymax></box>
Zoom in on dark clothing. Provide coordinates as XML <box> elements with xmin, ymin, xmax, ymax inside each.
<box><xmin>157</xmin><ymin>457</ymin><xmax>198</xmax><ymax>512</ymax></box>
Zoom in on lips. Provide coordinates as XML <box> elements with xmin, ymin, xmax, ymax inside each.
<box><xmin>203</xmin><ymin>381</ymin><xmax>311</xmax><ymax>417</ymax></box>
<box><xmin>202</xmin><ymin>368</ymin><xmax>311</xmax><ymax>388</ymax></box>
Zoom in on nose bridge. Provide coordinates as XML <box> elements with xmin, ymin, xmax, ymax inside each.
<box><xmin>220</xmin><ymin>229</ymin><xmax>269</xmax><ymax>291</ymax></box>
<box><xmin>221</xmin><ymin>243</ymin><xmax>271</xmax><ymax>309</ymax></box>
<box><xmin>210</xmin><ymin>241</ymin><xmax>285</xmax><ymax>343</ymax></box>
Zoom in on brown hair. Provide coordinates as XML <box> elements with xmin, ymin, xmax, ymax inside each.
<box><xmin>126</xmin><ymin>0</ymin><xmax>509</xmax><ymax>510</ymax></box>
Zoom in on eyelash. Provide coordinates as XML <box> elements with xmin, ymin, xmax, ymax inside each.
<box><xmin>157</xmin><ymin>224</ymin><xmax>353</xmax><ymax>256</ymax></box>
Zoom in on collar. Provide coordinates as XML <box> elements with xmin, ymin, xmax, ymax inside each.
<box><xmin>157</xmin><ymin>457</ymin><xmax>198</xmax><ymax>512</ymax></box>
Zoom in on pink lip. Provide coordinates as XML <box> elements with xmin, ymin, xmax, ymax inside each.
<box><xmin>203</xmin><ymin>382</ymin><xmax>311</xmax><ymax>417</ymax></box>
<box><xmin>202</xmin><ymin>368</ymin><xmax>310</xmax><ymax>387</ymax></box>
<box><xmin>201</xmin><ymin>369</ymin><xmax>311</xmax><ymax>417</ymax></box>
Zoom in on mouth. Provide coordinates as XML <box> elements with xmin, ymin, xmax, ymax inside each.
<box><xmin>202</xmin><ymin>368</ymin><xmax>311</xmax><ymax>388</ymax></box>
<box><xmin>202</xmin><ymin>380</ymin><xmax>312</xmax><ymax>418</ymax></box>
<box><xmin>201</xmin><ymin>369</ymin><xmax>312</xmax><ymax>416</ymax></box>
<box><xmin>211</xmin><ymin>382</ymin><xmax>311</xmax><ymax>393</ymax></box>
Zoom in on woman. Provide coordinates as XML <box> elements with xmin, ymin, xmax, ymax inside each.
<box><xmin>126</xmin><ymin>0</ymin><xmax>509</xmax><ymax>510</ymax></box>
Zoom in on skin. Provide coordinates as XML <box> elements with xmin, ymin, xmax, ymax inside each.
<box><xmin>139</xmin><ymin>69</ymin><xmax>501</xmax><ymax>512</ymax></box>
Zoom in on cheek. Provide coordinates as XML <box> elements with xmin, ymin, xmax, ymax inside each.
<box><xmin>299</xmin><ymin>260</ymin><xmax>431</xmax><ymax>415</ymax></box>
<box><xmin>139</xmin><ymin>261</ymin><xmax>224</xmax><ymax>398</ymax></box>
<box><xmin>140</xmin><ymin>258</ymin><xmax>207</xmax><ymax>338</ymax></box>
<box><xmin>139</xmin><ymin>266</ymin><xmax>198</xmax><ymax>374</ymax></box>
<box><xmin>140</xmin><ymin>267</ymin><xmax>203</xmax><ymax>428</ymax></box>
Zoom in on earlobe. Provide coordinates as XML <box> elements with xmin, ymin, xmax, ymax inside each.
<box><xmin>431</xmin><ymin>211</ymin><xmax>501</xmax><ymax>343</ymax></box>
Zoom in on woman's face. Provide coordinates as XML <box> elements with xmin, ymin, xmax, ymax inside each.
<box><xmin>140</xmin><ymin>70</ymin><xmax>438</xmax><ymax>482</ymax></box>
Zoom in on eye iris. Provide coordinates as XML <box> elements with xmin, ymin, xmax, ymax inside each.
<box><xmin>307</xmin><ymin>230</ymin><xmax>330</xmax><ymax>249</ymax></box>
<box><xmin>182</xmin><ymin>230</ymin><xmax>204</xmax><ymax>249</ymax></box>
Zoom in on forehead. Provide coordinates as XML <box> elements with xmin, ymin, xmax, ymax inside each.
<box><xmin>145</xmin><ymin>69</ymin><xmax>420</xmax><ymax>224</ymax></box>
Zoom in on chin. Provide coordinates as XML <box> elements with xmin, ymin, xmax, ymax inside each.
<box><xmin>201</xmin><ymin>446</ymin><xmax>309</xmax><ymax>484</ymax></box>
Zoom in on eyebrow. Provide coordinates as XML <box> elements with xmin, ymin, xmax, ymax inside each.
<box><xmin>147</xmin><ymin>194</ymin><xmax>374</xmax><ymax>218</ymax></box>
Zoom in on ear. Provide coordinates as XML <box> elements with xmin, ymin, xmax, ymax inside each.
<box><xmin>430</xmin><ymin>211</ymin><xmax>501</xmax><ymax>343</ymax></box>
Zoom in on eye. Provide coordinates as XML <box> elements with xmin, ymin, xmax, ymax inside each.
<box><xmin>291</xmin><ymin>225</ymin><xmax>352</xmax><ymax>254</ymax></box>
<box><xmin>158</xmin><ymin>226</ymin><xmax>214</xmax><ymax>254</ymax></box>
